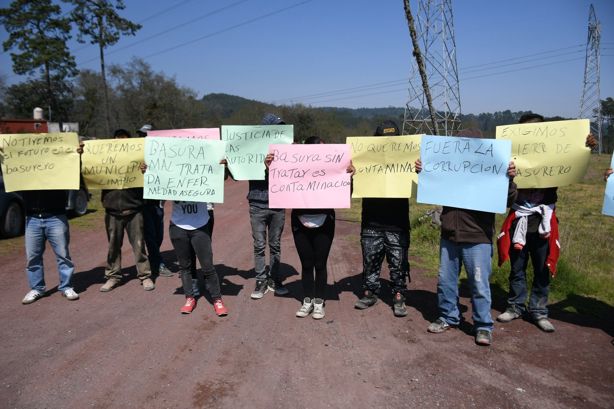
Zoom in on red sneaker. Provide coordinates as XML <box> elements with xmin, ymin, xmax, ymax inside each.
<box><xmin>213</xmin><ymin>298</ymin><xmax>228</xmax><ymax>316</ymax></box>
<box><xmin>180</xmin><ymin>297</ymin><xmax>197</xmax><ymax>314</ymax></box>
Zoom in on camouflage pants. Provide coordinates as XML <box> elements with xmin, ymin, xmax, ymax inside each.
<box><xmin>360</xmin><ymin>229</ymin><xmax>410</xmax><ymax>295</ymax></box>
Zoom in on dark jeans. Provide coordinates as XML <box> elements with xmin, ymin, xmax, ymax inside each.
<box><xmin>249</xmin><ymin>205</ymin><xmax>285</xmax><ymax>282</ymax></box>
<box><xmin>143</xmin><ymin>202</ymin><xmax>164</xmax><ymax>273</ymax></box>
<box><xmin>360</xmin><ymin>229</ymin><xmax>410</xmax><ymax>295</ymax></box>
<box><xmin>291</xmin><ymin>213</ymin><xmax>335</xmax><ymax>300</ymax></box>
<box><xmin>104</xmin><ymin>212</ymin><xmax>151</xmax><ymax>280</ymax></box>
<box><xmin>507</xmin><ymin>231</ymin><xmax>550</xmax><ymax>319</ymax></box>
<box><xmin>169</xmin><ymin>223</ymin><xmax>221</xmax><ymax>300</ymax></box>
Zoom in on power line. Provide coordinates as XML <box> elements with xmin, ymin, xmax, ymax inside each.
<box><xmin>74</xmin><ymin>0</ymin><xmax>250</xmax><ymax>66</ymax></box>
<box><xmin>140</xmin><ymin>0</ymin><xmax>315</xmax><ymax>61</ymax></box>
<box><xmin>275</xmin><ymin>44</ymin><xmax>589</xmax><ymax>104</ymax></box>
<box><xmin>69</xmin><ymin>0</ymin><xmax>200</xmax><ymax>55</ymax></box>
<box><xmin>289</xmin><ymin>55</ymin><xmax>588</xmax><ymax>106</ymax></box>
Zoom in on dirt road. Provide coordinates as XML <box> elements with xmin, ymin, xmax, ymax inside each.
<box><xmin>1</xmin><ymin>180</ymin><xmax>613</xmax><ymax>409</ymax></box>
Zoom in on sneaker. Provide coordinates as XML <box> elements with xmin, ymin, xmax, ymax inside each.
<box><xmin>22</xmin><ymin>289</ymin><xmax>44</xmax><ymax>305</ymax></box>
<box><xmin>296</xmin><ymin>297</ymin><xmax>314</xmax><ymax>318</ymax></box>
<box><xmin>535</xmin><ymin>318</ymin><xmax>555</xmax><ymax>333</ymax></box>
<box><xmin>141</xmin><ymin>278</ymin><xmax>155</xmax><ymax>291</ymax></box>
<box><xmin>250</xmin><ymin>280</ymin><xmax>269</xmax><ymax>299</ymax></box>
<box><xmin>213</xmin><ymin>299</ymin><xmax>228</xmax><ymax>316</ymax></box>
<box><xmin>157</xmin><ymin>263</ymin><xmax>173</xmax><ymax>277</ymax></box>
<box><xmin>312</xmin><ymin>298</ymin><xmax>325</xmax><ymax>320</ymax></box>
<box><xmin>100</xmin><ymin>278</ymin><xmax>120</xmax><ymax>292</ymax></box>
<box><xmin>268</xmin><ymin>278</ymin><xmax>289</xmax><ymax>296</ymax></box>
<box><xmin>393</xmin><ymin>292</ymin><xmax>408</xmax><ymax>317</ymax></box>
<box><xmin>354</xmin><ymin>290</ymin><xmax>377</xmax><ymax>310</ymax></box>
<box><xmin>62</xmin><ymin>288</ymin><xmax>79</xmax><ymax>301</ymax></box>
<box><xmin>180</xmin><ymin>297</ymin><xmax>197</xmax><ymax>314</ymax></box>
<box><xmin>427</xmin><ymin>318</ymin><xmax>451</xmax><ymax>333</ymax></box>
<box><xmin>475</xmin><ymin>329</ymin><xmax>492</xmax><ymax>346</ymax></box>
<box><xmin>497</xmin><ymin>308</ymin><xmax>521</xmax><ymax>323</ymax></box>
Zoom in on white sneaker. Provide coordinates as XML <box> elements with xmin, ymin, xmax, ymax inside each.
<box><xmin>62</xmin><ymin>288</ymin><xmax>79</xmax><ymax>301</ymax></box>
<box><xmin>22</xmin><ymin>289</ymin><xmax>44</xmax><ymax>305</ymax></box>
<box><xmin>312</xmin><ymin>298</ymin><xmax>325</xmax><ymax>320</ymax></box>
<box><xmin>296</xmin><ymin>298</ymin><xmax>314</xmax><ymax>318</ymax></box>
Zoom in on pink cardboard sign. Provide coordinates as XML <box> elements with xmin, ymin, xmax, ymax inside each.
<box><xmin>268</xmin><ymin>144</ymin><xmax>351</xmax><ymax>209</ymax></box>
<box><xmin>147</xmin><ymin>128</ymin><xmax>220</xmax><ymax>140</ymax></box>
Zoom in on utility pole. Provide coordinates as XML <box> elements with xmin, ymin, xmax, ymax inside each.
<box><xmin>579</xmin><ymin>4</ymin><xmax>602</xmax><ymax>153</ymax></box>
<box><xmin>402</xmin><ymin>0</ymin><xmax>461</xmax><ymax>136</ymax></box>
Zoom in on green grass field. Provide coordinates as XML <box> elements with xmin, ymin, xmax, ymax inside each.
<box><xmin>339</xmin><ymin>154</ymin><xmax>614</xmax><ymax>317</ymax></box>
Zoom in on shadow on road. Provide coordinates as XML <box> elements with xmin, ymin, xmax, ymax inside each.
<box><xmin>490</xmin><ymin>281</ymin><xmax>614</xmax><ymax>337</ymax></box>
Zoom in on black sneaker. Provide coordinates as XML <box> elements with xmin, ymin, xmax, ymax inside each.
<box><xmin>393</xmin><ymin>292</ymin><xmax>408</xmax><ymax>317</ymax></box>
<box><xmin>250</xmin><ymin>280</ymin><xmax>269</xmax><ymax>299</ymax></box>
<box><xmin>268</xmin><ymin>278</ymin><xmax>289</xmax><ymax>296</ymax></box>
<box><xmin>157</xmin><ymin>263</ymin><xmax>173</xmax><ymax>277</ymax></box>
<box><xmin>354</xmin><ymin>290</ymin><xmax>377</xmax><ymax>310</ymax></box>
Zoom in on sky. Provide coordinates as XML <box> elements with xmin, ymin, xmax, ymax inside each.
<box><xmin>0</xmin><ymin>0</ymin><xmax>613</xmax><ymax>118</ymax></box>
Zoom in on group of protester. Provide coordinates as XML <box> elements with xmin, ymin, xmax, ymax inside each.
<box><xmin>15</xmin><ymin>113</ymin><xmax>606</xmax><ymax>346</ymax></box>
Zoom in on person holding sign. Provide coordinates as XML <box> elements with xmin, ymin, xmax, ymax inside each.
<box><xmin>272</xmin><ymin>136</ymin><xmax>337</xmax><ymax>319</ymax></box>
<box><xmin>100</xmin><ymin>129</ymin><xmax>154</xmax><ymax>293</ymax></box>
<box><xmin>416</xmin><ymin>157</ymin><xmax>518</xmax><ymax>346</ymax></box>
<box><xmin>169</xmin><ymin>200</ymin><xmax>228</xmax><ymax>317</ymax></box>
<box><xmin>247</xmin><ymin>113</ymin><xmax>289</xmax><ymax>300</ymax></box>
<box><xmin>496</xmin><ymin>114</ymin><xmax>597</xmax><ymax>333</ymax></box>
<box><xmin>17</xmin><ymin>141</ymin><xmax>83</xmax><ymax>304</ymax></box>
<box><xmin>353</xmin><ymin>121</ymin><xmax>411</xmax><ymax>317</ymax></box>
<box><xmin>137</xmin><ymin>124</ymin><xmax>173</xmax><ymax>278</ymax></box>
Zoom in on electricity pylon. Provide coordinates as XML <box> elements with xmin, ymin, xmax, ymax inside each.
<box><xmin>402</xmin><ymin>0</ymin><xmax>461</xmax><ymax>136</ymax></box>
<box><xmin>579</xmin><ymin>4</ymin><xmax>602</xmax><ymax>153</ymax></box>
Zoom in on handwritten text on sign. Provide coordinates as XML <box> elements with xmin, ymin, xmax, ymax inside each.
<box><xmin>221</xmin><ymin>125</ymin><xmax>293</xmax><ymax>180</ymax></box>
<box><xmin>417</xmin><ymin>135</ymin><xmax>512</xmax><ymax>213</ymax></box>
<box><xmin>147</xmin><ymin>128</ymin><xmax>220</xmax><ymax>140</ymax></box>
<box><xmin>347</xmin><ymin>135</ymin><xmax>421</xmax><ymax>198</ymax></box>
<box><xmin>0</xmin><ymin>133</ymin><xmax>80</xmax><ymax>192</ymax></box>
<box><xmin>144</xmin><ymin>137</ymin><xmax>226</xmax><ymax>203</ymax></box>
<box><xmin>603</xmin><ymin>153</ymin><xmax>614</xmax><ymax>217</ymax></box>
<box><xmin>496</xmin><ymin>119</ymin><xmax>590</xmax><ymax>188</ymax></box>
<box><xmin>268</xmin><ymin>144</ymin><xmax>351</xmax><ymax>209</ymax></box>
<box><xmin>82</xmin><ymin>138</ymin><xmax>145</xmax><ymax>189</ymax></box>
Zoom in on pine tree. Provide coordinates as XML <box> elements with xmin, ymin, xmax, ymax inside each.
<box><xmin>0</xmin><ymin>0</ymin><xmax>77</xmax><ymax>121</ymax></box>
<box><xmin>65</xmin><ymin>0</ymin><xmax>141</xmax><ymax>136</ymax></box>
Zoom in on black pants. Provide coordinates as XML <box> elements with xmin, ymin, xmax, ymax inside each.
<box><xmin>143</xmin><ymin>202</ymin><xmax>164</xmax><ymax>273</ymax></box>
<box><xmin>291</xmin><ymin>213</ymin><xmax>335</xmax><ymax>300</ymax></box>
<box><xmin>169</xmin><ymin>222</ymin><xmax>221</xmax><ymax>300</ymax></box>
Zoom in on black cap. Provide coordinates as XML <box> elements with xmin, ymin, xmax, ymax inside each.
<box><xmin>374</xmin><ymin>120</ymin><xmax>400</xmax><ymax>136</ymax></box>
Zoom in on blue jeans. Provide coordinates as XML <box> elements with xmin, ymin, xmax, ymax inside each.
<box><xmin>25</xmin><ymin>215</ymin><xmax>74</xmax><ymax>292</ymax></box>
<box><xmin>507</xmin><ymin>232</ymin><xmax>550</xmax><ymax>320</ymax></box>
<box><xmin>249</xmin><ymin>205</ymin><xmax>285</xmax><ymax>282</ymax></box>
<box><xmin>437</xmin><ymin>239</ymin><xmax>493</xmax><ymax>332</ymax></box>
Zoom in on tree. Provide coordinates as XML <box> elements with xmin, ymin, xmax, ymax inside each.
<box><xmin>71</xmin><ymin>69</ymin><xmax>108</xmax><ymax>136</ymax></box>
<box><xmin>108</xmin><ymin>59</ymin><xmax>206</xmax><ymax>133</ymax></box>
<box><xmin>5</xmin><ymin>78</ymin><xmax>74</xmax><ymax>121</ymax></box>
<box><xmin>0</xmin><ymin>0</ymin><xmax>77</xmax><ymax>120</ymax></box>
<box><xmin>600</xmin><ymin>97</ymin><xmax>614</xmax><ymax>153</ymax></box>
<box><xmin>66</xmin><ymin>0</ymin><xmax>141</xmax><ymax>136</ymax></box>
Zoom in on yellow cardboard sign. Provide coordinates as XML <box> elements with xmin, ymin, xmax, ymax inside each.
<box><xmin>496</xmin><ymin>119</ymin><xmax>591</xmax><ymax>188</ymax></box>
<box><xmin>0</xmin><ymin>133</ymin><xmax>80</xmax><ymax>192</ymax></box>
<box><xmin>347</xmin><ymin>135</ymin><xmax>421</xmax><ymax>198</ymax></box>
<box><xmin>81</xmin><ymin>138</ymin><xmax>145</xmax><ymax>189</ymax></box>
